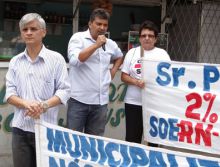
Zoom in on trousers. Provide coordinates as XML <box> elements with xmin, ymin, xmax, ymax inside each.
<box><xmin>12</xmin><ymin>127</ymin><xmax>36</xmax><ymax>167</ymax></box>
<box><xmin>67</xmin><ymin>98</ymin><xmax>108</xmax><ymax>136</ymax></box>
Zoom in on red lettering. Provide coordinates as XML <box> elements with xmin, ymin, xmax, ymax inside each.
<box><xmin>185</xmin><ymin>92</ymin><xmax>202</xmax><ymax>120</ymax></box>
<box><xmin>177</xmin><ymin>120</ymin><xmax>193</xmax><ymax>143</ymax></box>
<box><xmin>195</xmin><ymin>123</ymin><xmax>212</xmax><ymax>146</ymax></box>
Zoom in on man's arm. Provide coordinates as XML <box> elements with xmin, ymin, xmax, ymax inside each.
<box><xmin>7</xmin><ymin>95</ymin><xmax>43</xmax><ymax>119</ymax></box>
<box><xmin>7</xmin><ymin>95</ymin><xmax>28</xmax><ymax>109</ymax></box>
<box><xmin>78</xmin><ymin>35</ymin><xmax>106</xmax><ymax>62</ymax></box>
<box><xmin>78</xmin><ymin>43</ymin><xmax>99</xmax><ymax>62</ymax></box>
<box><xmin>110</xmin><ymin>56</ymin><xmax>124</xmax><ymax>79</ymax></box>
<box><xmin>26</xmin><ymin>96</ymin><xmax>62</xmax><ymax>118</ymax></box>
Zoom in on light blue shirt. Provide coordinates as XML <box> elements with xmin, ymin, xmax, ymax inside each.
<box><xmin>68</xmin><ymin>29</ymin><xmax>123</xmax><ymax>105</ymax></box>
<box><xmin>6</xmin><ymin>45</ymin><xmax>70</xmax><ymax>132</ymax></box>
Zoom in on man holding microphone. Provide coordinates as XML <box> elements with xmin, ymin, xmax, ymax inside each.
<box><xmin>67</xmin><ymin>8</ymin><xmax>123</xmax><ymax>136</ymax></box>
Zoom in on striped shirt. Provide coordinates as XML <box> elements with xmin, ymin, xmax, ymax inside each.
<box><xmin>5</xmin><ymin>45</ymin><xmax>70</xmax><ymax>133</ymax></box>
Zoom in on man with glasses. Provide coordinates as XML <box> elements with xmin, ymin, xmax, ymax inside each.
<box><xmin>121</xmin><ymin>20</ymin><xmax>170</xmax><ymax>145</ymax></box>
<box><xmin>5</xmin><ymin>13</ymin><xmax>70</xmax><ymax>167</ymax></box>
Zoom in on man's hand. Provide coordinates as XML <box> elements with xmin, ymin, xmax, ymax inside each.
<box><xmin>110</xmin><ymin>68</ymin><xmax>117</xmax><ymax>80</ymax></box>
<box><xmin>24</xmin><ymin>100</ymin><xmax>44</xmax><ymax>119</ymax></box>
<box><xmin>96</xmin><ymin>34</ymin><xmax>106</xmax><ymax>48</ymax></box>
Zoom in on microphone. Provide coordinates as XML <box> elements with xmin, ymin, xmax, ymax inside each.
<box><xmin>102</xmin><ymin>43</ymin><xmax>106</xmax><ymax>51</ymax></box>
<box><xmin>99</xmin><ymin>32</ymin><xmax>107</xmax><ymax>51</ymax></box>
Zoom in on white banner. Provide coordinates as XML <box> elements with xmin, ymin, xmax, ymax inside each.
<box><xmin>142</xmin><ymin>60</ymin><xmax>220</xmax><ymax>155</ymax></box>
<box><xmin>35</xmin><ymin>120</ymin><xmax>220</xmax><ymax>167</ymax></box>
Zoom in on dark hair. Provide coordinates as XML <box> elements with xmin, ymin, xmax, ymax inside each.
<box><xmin>89</xmin><ymin>8</ymin><xmax>110</xmax><ymax>22</ymax></box>
<box><xmin>139</xmin><ymin>20</ymin><xmax>159</xmax><ymax>37</ymax></box>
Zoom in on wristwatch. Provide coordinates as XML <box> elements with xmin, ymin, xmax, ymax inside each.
<box><xmin>41</xmin><ymin>101</ymin><xmax>49</xmax><ymax>112</ymax></box>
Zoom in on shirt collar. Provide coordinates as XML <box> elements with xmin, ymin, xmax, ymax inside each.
<box><xmin>85</xmin><ymin>29</ymin><xmax>95</xmax><ymax>42</ymax></box>
<box><xmin>22</xmin><ymin>45</ymin><xmax>46</xmax><ymax>62</ymax></box>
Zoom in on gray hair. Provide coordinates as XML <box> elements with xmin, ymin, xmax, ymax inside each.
<box><xmin>19</xmin><ymin>13</ymin><xmax>46</xmax><ymax>30</ymax></box>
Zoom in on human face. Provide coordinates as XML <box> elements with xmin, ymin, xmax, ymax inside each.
<box><xmin>20</xmin><ymin>20</ymin><xmax>46</xmax><ymax>46</ymax></box>
<box><xmin>89</xmin><ymin>17</ymin><xmax>108</xmax><ymax>40</ymax></box>
<box><xmin>139</xmin><ymin>29</ymin><xmax>157</xmax><ymax>50</ymax></box>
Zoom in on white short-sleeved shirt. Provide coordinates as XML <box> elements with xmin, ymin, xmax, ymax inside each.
<box><xmin>121</xmin><ymin>46</ymin><xmax>170</xmax><ymax>106</ymax></box>
<box><xmin>68</xmin><ymin>29</ymin><xmax>123</xmax><ymax>105</ymax></box>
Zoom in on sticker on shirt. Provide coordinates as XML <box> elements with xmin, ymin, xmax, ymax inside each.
<box><xmin>130</xmin><ymin>58</ymin><xmax>142</xmax><ymax>79</ymax></box>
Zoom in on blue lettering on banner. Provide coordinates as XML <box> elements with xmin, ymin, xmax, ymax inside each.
<box><xmin>49</xmin><ymin>157</ymin><xmax>66</xmax><ymax>167</ymax></box>
<box><xmin>156</xmin><ymin>62</ymin><xmax>220</xmax><ymax>92</ymax></box>
<box><xmin>129</xmin><ymin>146</ymin><xmax>148</xmax><ymax>165</ymax></box>
<box><xmin>47</xmin><ymin>129</ymin><xmax>67</xmax><ymax>154</ymax></box>
<box><xmin>156</xmin><ymin>62</ymin><xmax>171</xmax><ymax>86</ymax></box>
<box><xmin>97</xmin><ymin>139</ymin><xmax>107</xmax><ymax>165</ymax></box>
<box><xmin>168</xmin><ymin>119</ymin><xmax>179</xmax><ymax>141</ymax></box>
<box><xmin>46</xmin><ymin>127</ymin><xmax>220</xmax><ymax>167</ymax></box>
<box><xmin>187</xmin><ymin>157</ymin><xmax>220</xmax><ymax>167</ymax></box>
<box><xmin>49</xmin><ymin>157</ymin><xmax>80</xmax><ymax>167</ymax></box>
<box><xmin>80</xmin><ymin>136</ymin><xmax>98</xmax><ymax>161</ymax></box>
<box><xmin>172</xmin><ymin>67</ymin><xmax>185</xmax><ymax>87</ymax></box>
<box><xmin>149</xmin><ymin>116</ymin><xmax>179</xmax><ymax>141</ymax></box>
<box><xmin>105</xmin><ymin>142</ymin><xmax>120</xmax><ymax>166</ymax></box>
<box><xmin>159</xmin><ymin>118</ymin><xmax>168</xmax><ymax>139</ymax></box>
<box><xmin>149</xmin><ymin>151</ymin><xmax>166</xmax><ymax>167</ymax></box>
<box><xmin>198</xmin><ymin>159</ymin><xmax>220</xmax><ymax>167</ymax></box>
<box><xmin>66</xmin><ymin>133</ymin><xmax>81</xmax><ymax>158</ymax></box>
<box><xmin>167</xmin><ymin>154</ymin><xmax>178</xmax><ymax>167</ymax></box>
<box><xmin>156</xmin><ymin>62</ymin><xmax>185</xmax><ymax>87</ymax></box>
<box><xmin>149</xmin><ymin>115</ymin><xmax>158</xmax><ymax>137</ymax></box>
<box><xmin>119</xmin><ymin>144</ymin><xmax>130</xmax><ymax>166</ymax></box>
<box><xmin>203</xmin><ymin>65</ymin><xmax>219</xmax><ymax>91</ymax></box>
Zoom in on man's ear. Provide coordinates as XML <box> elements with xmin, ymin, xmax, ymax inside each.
<box><xmin>88</xmin><ymin>21</ymin><xmax>91</xmax><ymax>28</ymax></box>
<box><xmin>154</xmin><ymin>36</ymin><xmax>158</xmax><ymax>43</ymax></box>
<box><xmin>43</xmin><ymin>29</ymin><xmax>47</xmax><ymax>38</ymax></box>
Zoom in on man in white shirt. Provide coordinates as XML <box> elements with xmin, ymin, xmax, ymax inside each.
<box><xmin>67</xmin><ymin>8</ymin><xmax>123</xmax><ymax>136</ymax></box>
<box><xmin>5</xmin><ymin>13</ymin><xmax>70</xmax><ymax>167</ymax></box>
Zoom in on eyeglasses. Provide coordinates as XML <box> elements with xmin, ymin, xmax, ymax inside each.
<box><xmin>140</xmin><ymin>34</ymin><xmax>155</xmax><ymax>39</ymax></box>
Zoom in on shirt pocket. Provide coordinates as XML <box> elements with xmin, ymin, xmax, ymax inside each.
<box><xmin>38</xmin><ymin>77</ymin><xmax>55</xmax><ymax>100</ymax></box>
